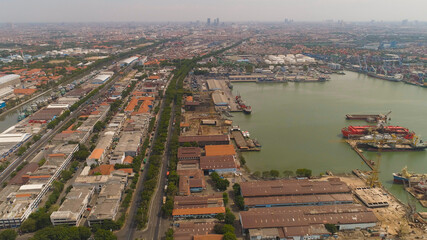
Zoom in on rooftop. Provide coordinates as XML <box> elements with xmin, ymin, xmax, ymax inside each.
<box><xmin>240</xmin><ymin>179</ymin><xmax>351</xmax><ymax>197</ymax></box>
<box><xmin>240</xmin><ymin>204</ymin><xmax>377</xmax><ymax>229</ymax></box>
<box><xmin>204</xmin><ymin>145</ymin><xmax>235</xmax><ymax>157</ymax></box>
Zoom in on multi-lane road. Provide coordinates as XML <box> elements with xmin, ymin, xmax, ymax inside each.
<box><xmin>0</xmin><ymin>62</ymin><xmax>135</xmax><ymax>185</ymax></box>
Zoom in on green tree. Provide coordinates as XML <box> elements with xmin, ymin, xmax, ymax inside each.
<box><xmin>0</xmin><ymin>229</ymin><xmax>17</xmax><ymax>240</ymax></box>
<box><xmin>252</xmin><ymin>171</ymin><xmax>261</xmax><ymax>178</ymax></box>
<box><xmin>94</xmin><ymin>229</ymin><xmax>117</xmax><ymax>240</ymax></box>
<box><xmin>93</xmin><ymin>121</ymin><xmax>105</xmax><ymax>133</ymax></box>
<box><xmin>283</xmin><ymin>170</ymin><xmax>294</xmax><ymax>178</ymax></box>
<box><xmin>262</xmin><ymin>171</ymin><xmax>271</xmax><ymax>179</ymax></box>
<box><xmin>223</xmin><ymin>232</ymin><xmax>237</xmax><ymax>240</ymax></box>
<box><xmin>270</xmin><ymin>170</ymin><xmax>280</xmax><ymax>178</ymax></box>
<box><xmin>296</xmin><ymin>168</ymin><xmax>312</xmax><ymax>178</ymax></box>
<box><xmin>31</xmin><ymin>226</ymin><xmax>91</xmax><ymax>240</ymax></box>
<box><xmin>224</xmin><ymin>208</ymin><xmax>235</xmax><ymax>225</ymax></box>
<box><xmin>216</xmin><ymin>213</ymin><xmax>225</xmax><ymax>221</ymax></box>
<box><xmin>165</xmin><ymin>228</ymin><xmax>174</xmax><ymax>240</ymax></box>
<box><xmin>325</xmin><ymin>223</ymin><xmax>338</xmax><ymax>234</ymax></box>
<box><xmin>223</xmin><ymin>192</ymin><xmax>229</xmax><ymax>206</ymax></box>
<box><xmin>213</xmin><ymin>224</ymin><xmax>235</xmax><ymax>234</ymax></box>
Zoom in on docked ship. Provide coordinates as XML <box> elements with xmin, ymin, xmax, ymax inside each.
<box><xmin>393</xmin><ymin>167</ymin><xmax>427</xmax><ymax>184</ymax></box>
<box><xmin>357</xmin><ymin>134</ymin><xmax>427</xmax><ymax>152</ymax></box>
<box><xmin>341</xmin><ymin>125</ymin><xmax>410</xmax><ymax>139</ymax></box>
<box><xmin>367</xmin><ymin>72</ymin><xmax>403</xmax><ymax>82</ymax></box>
<box><xmin>235</xmin><ymin>95</ymin><xmax>252</xmax><ymax>114</ymax></box>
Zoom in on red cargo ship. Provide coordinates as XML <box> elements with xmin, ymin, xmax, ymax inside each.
<box><xmin>341</xmin><ymin>125</ymin><xmax>411</xmax><ymax>138</ymax></box>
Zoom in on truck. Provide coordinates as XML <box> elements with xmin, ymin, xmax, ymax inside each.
<box><xmin>162</xmin><ymin>196</ymin><xmax>167</xmax><ymax>204</ymax></box>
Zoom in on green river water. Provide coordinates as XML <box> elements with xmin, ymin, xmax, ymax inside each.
<box><xmin>232</xmin><ymin>71</ymin><xmax>427</xmax><ymax>210</ymax></box>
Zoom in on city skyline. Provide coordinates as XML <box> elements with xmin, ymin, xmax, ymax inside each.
<box><xmin>1</xmin><ymin>0</ymin><xmax>427</xmax><ymax>23</ymax></box>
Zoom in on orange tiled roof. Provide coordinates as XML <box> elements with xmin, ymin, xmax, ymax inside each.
<box><xmin>16</xmin><ymin>194</ymin><xmax>32</xmax><ymax>198</ymax></box>
<box><xmin>90</xmin><ymin>164</ymin><xmax>115</xmax><ymax>175</ymax></box>
<box><xmin>205</xmin><ymin>145</ymin><xmax>236</xmax><ymax>157</ymax></box>
<box><xmin>48</xmin><ymin>153</ymin><xmax>66</xmax><ymax>157</ymax></box>
<box><xmin>118</xmin><ymin>168</ymin><xmax>133</xmax><ymax>174</ymax></box>
<box><xmin>28</xmin><ymin>175</ymin><xmax>51</xmax><ymax>179</ymax></box>
<box><xmin>14</xmin><ymin>88</ymin><xmax>37</xmax><ymax>95</ymax></box>
<box><xmin>193</xmin><ymin>235</ymin><xmax>223</xmax><ymax>240</ymax></box>
<box><xmin>89</xmin><ymin>149</ymin><xmax>104</xmax><ymax>159</ymax></box>
<box><xmin>123</xmin><ymin>156</ymin><xmax>134</xmax><ymax>164</ymax></box>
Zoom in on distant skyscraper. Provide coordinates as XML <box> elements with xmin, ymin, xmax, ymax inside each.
<box><xmin>207</xmin><ymin>18</ymin><xmax>211</xmax><ymax>26</ymax></box>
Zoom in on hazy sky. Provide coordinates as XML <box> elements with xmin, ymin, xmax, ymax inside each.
<box><xmin>0</xmin><ymin>0</ymin><xmax>426</xmax><ymax>23</ymax></box>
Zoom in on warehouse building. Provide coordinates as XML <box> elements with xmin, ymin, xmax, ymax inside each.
<box><xmin>0</xmin><ymin>132</ymin><xmax>32</xmax><ymax>160</ymax></box>
<box><xmin>0</xmin><ymin>74</ymin><xmax>20</xmax><ymax>89</ymax></box>
<box><xmin>240</xmin><ymin>178</ymin><xmax>351</xmax><ymax>198</ymax></box>
<box><xmin>179</xmin><ymin>135</ymin><xmax>230</xmax><ymax>146</ymax></box>
<box><xmin>206</xmin><ymin>80</ymin><xmax>222</xmax><ymax>91</ymax></box>
<box><xmin>244</xmin><ymin>193</ymin><xmax>354</xmax><ymax>209</ymax></box>
<box><xmin>240</xmin><ymin>204</ymin><xmax>377</xmax><ymax>239</ymax></box>
<box><xmin>204</xmin><ymin>144</ymin><xmax>236</xmax><ymax>157</ymax></box>
<box><xmin>92</xmin><ymin>74</ymin><xmax>111</xmax><ymax>84</ymax></box>
<box><xmin>178</xmin><ymin>147</ymin><xmax>201</xmax><ymax>161</ymax></box>
<box><xmin>200</xmin><ymin>155</ymin><xmax>237</xmax><ymax>174</ymax></box>
<box><xmin>120</xmin><ymin>56</ymin><xmax>139</xmax><ymax>67</ymax></box>
<box><xmin>173</xmin><ymin>222</ymin><xmax>218</xmax><ymax>240</ymax></box>
<box><xmin>50</xmin><ymin>186</ymin><xmax>95</xmax><ymax>226</ymax></box>
<box><xmin>172</xmin><ymin>207</ymin><xmax>225</xmax><ymax>220</ymax></box>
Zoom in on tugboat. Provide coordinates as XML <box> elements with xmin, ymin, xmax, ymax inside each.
<box><xmin>243</xmin><ymin>106</ymin><xmax>252</xmax><ymax>114</ymax></box>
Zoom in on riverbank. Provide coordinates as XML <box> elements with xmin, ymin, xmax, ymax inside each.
<box><xmin>232</xmin><ymin>70</ymin><xmax>427</xmax><ymax>210</ymax></box>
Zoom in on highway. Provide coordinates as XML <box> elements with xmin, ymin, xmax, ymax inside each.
<box><xmin>0</xmin><ymin>62</ymin><xmax>135</xmax><ymax>185</ymax></box>
<box><xmin>116</xmin><ymin>75</ymin><xmax>175</xmax><ymax>240</ymax></box>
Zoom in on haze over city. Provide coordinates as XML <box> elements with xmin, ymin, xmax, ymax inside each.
<box><xmin>1</xmin><ymin>1</ymin><xmax>427</xmax><ymax>240</ymax></box>
<box><xmin>0</xmin><ymin>0</ymin><xmax>427</xmax><ymax>22</ymax></box>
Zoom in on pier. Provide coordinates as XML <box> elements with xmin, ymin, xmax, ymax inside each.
<box><xmin>346</xmin><ymin>140</ymin><xmax>374</xmax><ymax>170</ymax></box>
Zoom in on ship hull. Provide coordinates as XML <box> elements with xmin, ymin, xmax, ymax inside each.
<box><xmin>393</xmin><ymin>173</ymin><xmax>408</xmax><ymax>184</ymax></box>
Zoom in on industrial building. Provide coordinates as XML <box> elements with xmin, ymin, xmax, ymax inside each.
<box><xmin>243</xmin><ymin>193</ymin><xmax>354</xmax><ymax>208</ymax></box>
<box><xmin>204</xmin><ymin>144</ymin><xmax>236</xmax><ymax>157</ymax></box>
<box><xmin>179</xmin><ymin>135</ymin><xmax>230</xmax><ymax>146</ymax></box>
<box><xmin>0</xmin><ymin>132</ymin><xmax>32</xmax><ymax>161</ymax></box>
<box><xmin>173</xmin><ymin>222</ymin><xmax>218</xmax><ymax>240</ymax></box>
<box><xmin>0</xmin><ymin>74</ymin><xmax>20</xmax><ymax>89</ymax></box>
<box><xmin>87</xmin><ymin>182</ymin><xmax>125</xmax><ymax>226</ymax></box>
<box><xmin>92</xmin><ymin>74</ymin><xmax>111</xmax><ymax>84</ymax></box>
<box><xmin>240</xmin><ymin>178</ymin><xmax>351</xmax><ymax>198</ymax></box>
<box><xmin>177</xmin><ymin>147</ymin><xmax>201</xmax><ymax>161</ymax></box>
<box><xmin>239</xmin><ymin>204</ymin><xmax>377</xmax><ymax>239</ymax></box>
<box><xmin>200</xmin><ymin>155</ymin><xmax>237</xmax><ymax>173</ymax></box>
<box><xmin>120</xmin><ymin>56</ymin><xmax>139</xmax><ymax>67</ymax></box>
<box><xmin>172</xmin><ymin>207</ymin><xmax>225</xmax><ymax>220</ymax></box>
<box><xmin>211</xmin><ymin>91</ymin><xmax>229</xmax><ymax>107</ymax></box>
<box><xmin>50</xmin><ymin>186</ymin><xmax>95</xmax><ymax>226</ymax></box>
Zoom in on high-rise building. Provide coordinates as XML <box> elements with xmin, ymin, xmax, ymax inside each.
<box><xmin>207</xmin><ymin>18</ymin><xmax>211</xmax><ymax>26</ymax></box>
<box><xmin>216</xmin><ymin>18</ymin><xmax>219</xmax><ymax>25</ymax></box>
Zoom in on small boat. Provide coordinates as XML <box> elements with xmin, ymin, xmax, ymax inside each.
<box><xmin>253</xmin><ymin>139</ymin><xmax>262</xmax><ymax>147</ymax></box>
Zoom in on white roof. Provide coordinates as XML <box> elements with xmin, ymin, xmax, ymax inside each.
<box><xmin>121</xmin><ymin>56</ymin><xmax>138</xmax><ymax>64</ymax></box>
<box><xmin>0</xmin><ymin>133</ymin><xmax>31</xmax><ymax>143</ymax></box>
<box><xmin>19</xmin><ymin>184</ymin><xmax>44</xmax><ymax>191</ymax></box>
<box><xmin>47</xmin><ymin>104</ymin><xmax>69</xmax><ymax>109</ymax></box>
<box><xmin>95</xmin><ymin>75</ymin><xmax>110</xmax><ymax>81</ymax></box>
<box><xmin>0</xmin><ymin>74</ymin><xmax>20</xmax><ymax>85</ymax></box>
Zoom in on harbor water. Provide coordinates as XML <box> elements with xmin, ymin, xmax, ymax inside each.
<box><xmin>0</xmin><ymin>93</ymin><xmax>52</xmax><ymax>133</ymax></box>
<box><xmin>232</xmin><ymin>71</ymin><xmax>427</xmax><ymax>210</ymax></box>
